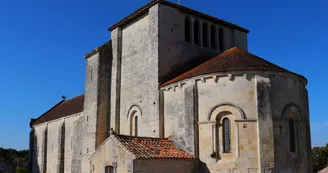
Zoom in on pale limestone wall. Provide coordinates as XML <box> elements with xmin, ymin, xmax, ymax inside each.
<box><xmin>158</xmin><ymin>4</ymin><xmax>248</xmax><ymax>82</ymax></box>
<box><xmin>45</xmin><ymin>119</ymin><xmax>62</xmax><ymax>173</ymax></box>
<box><xmin>82</xmin><ymin>52</ymin><xmax>99</xmax><ymax>173</ymax></box>
<box><xmin>32</xmin><ymin>123</ymin><xmax>47</xmax><ymax>173</ymax></box>
<box><xmin>197</xmin><ymin>74</ymin><xmax>257</xmax><ymax>173</ymax></box>
<box><xmin>162</xmin><ymin>72</ymin><xmax>258</xmax><ymax>173</ymax></box>
<box><xmin>161</xmin><ymin>71</ymin><xmax>311</xmax><ymax>173</ymax></box>
<box><xmin>64</xmin><ymin>113</ymin><xmax>83</xmax><ymax>173</ymax></box>
<box><xmin>31</xmin><ymin>112</ymin><xmax>83</xmax><ymax>173</ymax></box>
<box><xmin>82</xmin><ymin>42</ymin><xmax>112</xmax><ymax>173</ymax></box>
<box><xmin>118</xmin><ymin>5</ymin><xmax>160</xmax><ymax>137</ymax></box>
<box><xmin>90</xmin><ymin>136</ymin><xmax>134</xmax><ymax>173</ymax></box>
<box><xmin>269</xmin><ymin>74</ymin><xmax>311</xmax><ymax>173</ymax></box>
<box><xmin>134</xmin><ymin>159</ymin><xmax>196</xmax><ymax>173</ymax></box>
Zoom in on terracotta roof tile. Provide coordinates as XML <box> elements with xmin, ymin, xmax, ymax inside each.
<box><xmin>319</xmin><ymin>167</ymin><xmax>328</xmax><ymax>173</ymax></box>
<box><xmin>161</xmin><ymin>47</ymin><xmax>306</xmax><ymax>86</ymax></box>
<box><xmin>108</xmin><ymin>0</ymin><xmax>249</xmax><ymax>33</ymax></box>
<box><xmin>32</xmin><ymin>94</ymin><xmax>84</xmax><ymax>125</ymax></box>
<box><xmin>113</xmin><ymin>133</ymin><xmax>195</xmax><ymax>160</ymax></box>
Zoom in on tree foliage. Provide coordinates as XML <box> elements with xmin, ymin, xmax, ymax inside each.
<box><xmin>0</xmin><ymin>147</ymin><xmax>28</xmax><ymax>173</ymax></box>
<box><xmin>312</xmin><ymin>144</ymin><xmax>328</xmax><ymax>173</ymax></box>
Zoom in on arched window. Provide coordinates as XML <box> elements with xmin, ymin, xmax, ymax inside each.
<box><xmin>222</xmin><ymin>118</ymin><xmax>231</xmax><ymax>153</ymax></box>
<box><xmin>202</xmin><ymin>23</ymin><xmax>209</xmax><ymax>47</ymax></box>
<box><xmin>130</xmin><ymin>112</ymin><xmax>139</xmax><ymax>136</ymax></box>
<box><xmin>194</xmin><ymin>20</ymin><xmax>200</xmax><ymax>45</ymax></box>
<box><xmin>211</xmin><ymin>25</ymin><xmax>217</xmax><ymax>49</ymax></box>
<box><xmin>219</xmin><ymin>28</ymin><xmax>224</xmax><ymax>51</ymax></box>
<box><xmin>185</xmin><ymin>17</ymin><xmax>191</xmax><ymax>43</ymax></box>
<box><xmin>105</xmin><ymin>166</ymin><xmax>115</xmax><ymax>173</ymax></box>
<box><xmin>134</xmin><ymin>116</ymin><xmax>138</xmax><ymax>136</ymax></box>
<box><xmin>289</xmin><ymin>118</ymin><xmax>296</xmax><ymax>152</ymax></box>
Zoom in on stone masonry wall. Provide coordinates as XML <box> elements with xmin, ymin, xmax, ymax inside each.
<box><xmin>158</xmin><ymin>4</ymin><xmax>248</xmax><ymax>83</ymax></box>
<box><xmin>270</xmin><ymin>75</ymin><xmax>311</xmax><ymax>173</ymax></box>
<box><xmin>90</xmin><ymin>136</ymin><xmax>134</xmax><ymax>173</ymax></box>
<box><xmin>32</xmin><ymin>112</ymin><xmax>83</xmax><ymax>173</ymax></box>
<box><xmin>118</xmin><ymin>5</ymin><xmax>160</xmax><ymax>137</ymax></box>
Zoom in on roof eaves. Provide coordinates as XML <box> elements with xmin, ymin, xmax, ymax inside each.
<box><xmin>32</xmin><ymin>100</ymin><xmax>65</xmax><ymax>126</ymax></box>
<box><xmin>108</xmin><ymin>0</ymin><xmax>249</xmax><ymax>33</ymax></box>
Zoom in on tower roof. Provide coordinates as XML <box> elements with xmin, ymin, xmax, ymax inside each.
<box><xmin>108</xmin><ymin>0</ymin><xmax>249</xmax><ymax>33</ymax></box>
<box><xmin>161</xmin><ymin>47</ymin><xmax>307</xmax><ymax>86</ymax></box>
<box><xmin>32</xmin><ymin>94</ymin><xmax>84</xmax><ymax>125</ymax></box>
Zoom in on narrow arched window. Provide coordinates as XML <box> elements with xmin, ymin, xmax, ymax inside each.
<box><xmin>211</xmin><ymin>25</ymin><xmax>217</xmax><ymax>49</ymax></box>
<box><xmin>289</xmin><ymin>118</ymin><xmax>296</xmax><ymax>152</ymax></box>
<box><xmin>222</xmin><ymin>118</ymin><xmax>230</xmax><ymax>153</ymax></box>
<box><xmin>194</xmin><ymin>20</ymin><xmax>200</xmax><ymax>45</ymax></box>
<box><xmin>134</xmin><ymin>116</ymin><xmax>138</xmax><ymax>136</ymax></box>
<box><xmin>202</xmin><ymin>23</ymin><xmax>209</xmax><ymax>47</ymax></box>
<box><xmin>185</xmin><ymin>17</ymin><xmax>191</xmax><ymax>43</ymax></box>
<box><xmin>219</xmin><ymin>28</ymin><xmax>224</xmax><ymax>51</ymax></box>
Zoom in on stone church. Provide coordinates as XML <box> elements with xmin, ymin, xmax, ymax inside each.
<box><xmin>27</xmin><ymin>0</ymin><xmax>312</xmax><ymax>173</ymax></box>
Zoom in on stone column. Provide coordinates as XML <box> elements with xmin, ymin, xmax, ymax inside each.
<box><xmin>110</xmin><ymin>28</ymin><xmax>122</xmax><ymax>134</ymax></box>
<box><xmin>256</xmin><ymin>75</ymin><xmax>275</xmax><ymax>173</ymax></box>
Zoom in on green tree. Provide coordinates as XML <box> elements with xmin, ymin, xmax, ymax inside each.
<box><xmin>312</xmin><ymin>144</ymin><xmax>328</xmax><ymax>173</ymax></box>
<box><xmin>16</xmin><ymin>166</ymin><xmax>26</xmax><ymax>173</ymax></box>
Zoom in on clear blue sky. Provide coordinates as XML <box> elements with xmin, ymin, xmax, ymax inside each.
<box><xmin>0</xmin><ymin>0</ymin><xmax>327</xmax><ymax>150</ymax></box>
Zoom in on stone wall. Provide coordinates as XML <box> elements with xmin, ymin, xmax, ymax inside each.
<box><xmin>31</xmin><ymin>112</ymin><xmax>83</xmax><ymax>173</ymax></box>
<box><xmin>158</xmin><ymin>4</ymin><xmax>248</xmax><ymax>83</ymax></box>
<box><xmin>117</xmin><ymin>5</ymin><xmax>160</xmax><ymax>137</ymax></box>
<box><xmin>134</xmin><ymin>159</ymin><xmax>196</xmax><ymax>173</ymax></box>
<box><xmin>90</xmin><ymin>136</ymin><xmax>134</xmax><ymax>173</ymax></box>
<box><xmin>161</xmin><ymin>71</ymin><xmax>311</xmax><ymax>173</ymax></box>
<box><xmin>82</xmin><ymin>42</ymin><xmax>112</xmax><ymax>173</ymax></box>
<box><xmin>270</xmin><ymin>75</ymin><xmax>311</xmax><ymax>173</ymax></box>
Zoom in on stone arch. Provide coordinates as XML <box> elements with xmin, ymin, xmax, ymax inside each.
<box><xmin>208</xmin><ymin>103</ymin><xmax>246</xmax><ymax>121</ymax></box>
<box><xmin>193</xmin><ymin>19</ymin><xmax>200</xmax><ymax>45</ymax></box>
<box><xmin>281</xmin><ymin>103</ymin><xmax>302</xmax><ymax>121</ymax></box>
<box><xmin>281</xmin><ymin>103</ymin><xmax>303</xmax><ymax>154</ymax></box>
<box><xmin>202</xmin><ymin>22</ymin><xmax>209</xmax><ymax>47</ymax></box>
<box><xmin>127</xmin><ymin>105</ymin><xmax>142</xmax><ymax>136</ymax></box>
<box><xmin>185</xmin><ymin>17</ymin><xmax>191</xmax><ymax>43</ymax></box>
<box><xmin>127</xmin><ymin>105</ymin><xmax>142</xmax><ymax>119</ymax></box>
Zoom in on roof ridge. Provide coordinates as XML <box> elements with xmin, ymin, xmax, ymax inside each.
<box><xmin>32</xmin><ymin>94</ymin><xmax>85</xmax><ymax>125</ymax></box>
<box><xmin>160</xmin><ymin>47</ymin><xmax>307</xmax><ymax>86</ymax></box>
<box><xmin>108</xmin><ymin>0</ymin><xmax>248</xmax><ymax>33</ymax></box>
<box><xmin>33</xmin><ymin>100</ymin><xmax>65</xmax><ymax>124</ymax></box>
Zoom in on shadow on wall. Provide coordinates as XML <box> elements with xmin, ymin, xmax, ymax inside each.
<box><xmin>197</xmin><ymin>160</ymin><xmax>211</xmax><ymax>173</ymax></box>
<box><xmin>28</xmin><ymin>131</ymin><xmax>41</xmax><ymax>173</ymax></box>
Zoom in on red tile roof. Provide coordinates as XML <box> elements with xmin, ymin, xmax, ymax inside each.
<box><xmin>32</xmin><ymin>94</ymin><xmax>84</xmax><ymax>125</ymax></box>
<box><xmin>161</xmin><ymin>47</ymin><xmax>307</xmax><ymax>86</ymax></box>
<box><xmin>113</xmin><ymin>133</ymin><xmax>195</xmax><ymax>160</ymax></box>
<box><xmin>108</xmin><ymin>0</ymin><xmax>249</xmax><ymax>33</ymax></box>
<box><xmin>319</xmin><ymin>167</ymin><xmax>328</xmax><ymax>173</ymax></box>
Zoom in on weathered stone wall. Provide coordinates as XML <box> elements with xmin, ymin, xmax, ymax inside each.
<box><xmin>45</xmin><ymin>119</ymin><xmax>62</xmax><ymax>173</ymax></box>
<box><xmin>162</xmin><ymin>72</ymin><xmax>258</xmax><ymax>173</ymax></box>
<box><xmin>90</xmin><ymin>136</ymin><xmax>134</xmax><ymax>173</ymax></box>
<box><xmin>64</xmin><ymin>113</ymin><xmax>83</xmax><ymax>173</ymax></box>
<box><xmin>32</xmin><ymin>123</ymin><xmax>47</xmax><ymax>173</ymax></box>
<box><xmin>158</xmin><ymin>4</ymin><xmax>248</xmax><ymax>83</ymax></box>
<box><xmin>134</xmin><ymin>159</ymin><xmax>196</xmax><ymax>173</ymax></box>
<box><xmin>31</xmin><ymin>112</ymin><xmax>83</xmax><ymax>173</ymax></box>
<box><xmin>82</xmin><ymin>42</ymin><xmax>112</xmax><ymax>173</ymax></box>
<box><xmin>117</xmin><ymin>5</ymin><xmax>160</xmax><ymax>137</ymax></box>
<box><xmin>270</xmin><ymin>74</ymin><xmax>311</xmax><ymax>173</ymax></box>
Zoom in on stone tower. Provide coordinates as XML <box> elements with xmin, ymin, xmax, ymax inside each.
<box><xmin>108</xmin><ymin>0</ymin><xmax>249</xmax><ymax>139</ymax></box>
